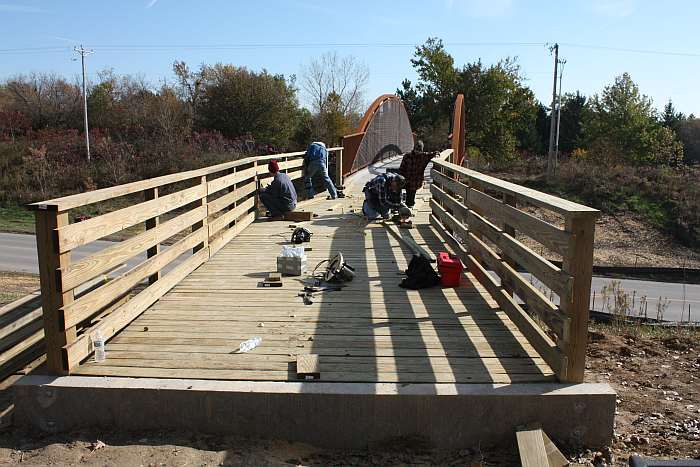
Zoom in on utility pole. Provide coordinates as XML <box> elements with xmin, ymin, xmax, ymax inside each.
<box><xmin>547</xmin><ymin>43</ymin><xmax>558</xmax><ymax>178</ymax></box>
<box><xmin>554</xmin><ymin>58</ymin><xmax>566</xmax><ymax>165</ymax></box>
<box><xmin>74</xmin><ymin>45</ymin><xmax>94</xmax><ymax>161</ymax></box>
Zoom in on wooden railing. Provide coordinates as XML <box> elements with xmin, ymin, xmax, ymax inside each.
<box><xmin>429</xmin><ymin>149</ymin><xmax>599</xmax><ymax>383</ymax></box>
<box><xmin>29</xmin><ymin>148</ymin><xmax>342</xmax><ymax>375</ymax></box>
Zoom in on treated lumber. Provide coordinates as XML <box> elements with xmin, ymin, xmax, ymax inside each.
<box><xmin>61</xmin><ymin>228</ymin><xmax>207</xmax><ymax>330</ymax></box>
<box><xmin>283</xmin><ymin>211</ymin><xmax>314</xmax><ymax>222</ymax></box>
<box><xmin>296</xmin><ymin>354</ymin><xmax>320</xmax><ymax>379</ymax></box>
<box><xmin>431</xmin><ymin>170</ymin><xmax>468</xmax><ymax>200</ymax></box>
<box><xmin>27</xmin><ymin>149</ymin><xmax>338</xmax><ymax>211</ymax></box>
<box><xmin>561</xmin><ymin>215</ymin><xmax>596</xmax><ymax>383</ymax></box>
<box><xmin>73</xmin><ymin>364</ymin><xmax>555</xmax><ymax>383</ymax></box>
<box><xmin>36</xmin><ymin>209</ymin><xmax>76</xmax><ymax>374</ymax></box>
<box><xmin>466</xmin><ymin>232</ymin><xmax>569</xmax><ymax>341</ymax></box>
<box><xmin>61</xmin><ymin>206</ymin><xmax>206</xmax><ymax>292</ymax></box>
<box><xmin>207</xmin><ymin>181</ymin><xmax>256</xmax><ymax>215</ymax></box>
<box><xmin>57</xmin><ymin>184</ymin><xmax>206</xmax><ymax>252</ymax></box>
<box><xmin>208</xmin><ymin>197</ymin><xmax>255</xmax><ymax>236</ymax></box>
<box><xmin>383</xmin><ymin>221</ymin><xmax>435</xmax><ymax>261</ymax></box>
<box><xmin>62</xmin><ymin>247</ymin><xmax>208</xmax><ymax>370</ymax></box>
<box><xmin>516</xmin><ymin>426</ymin><xmax>550</xmax><ymax>467</ymax></box>
<box><xmin>542</xmin><ymin>430</ymin><xmax>569</xmax><ymax>467</ymax></box>
<box><xmin>434</xmin><ymin>159</ymin><xmax>599</xmax><ymax>217</ymax></box>
<box><xmin>207</xmin><ymin>166</ymin><xmax>257</xmax><ymax>195</ymax></box>
<box><xmin>144</xmin><ymin>187</ymin><xmax>161</xmax><ymax>284</ymax></box>
<box><xmin>208</xmin><ymin>211</ymin><xmax>255</xmax><ymax>256</ymax></box>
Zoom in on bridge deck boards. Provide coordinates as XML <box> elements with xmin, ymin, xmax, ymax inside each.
<box><xmin>76</xmin><ymin>194</ymin><xmax>554</xmax><ymax>383</ymax></box>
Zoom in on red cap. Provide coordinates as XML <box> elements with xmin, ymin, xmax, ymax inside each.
<box><xmin>268</xmin><ymin>160</ymin><xmax>279</xmax><ymax>173</ymax></box>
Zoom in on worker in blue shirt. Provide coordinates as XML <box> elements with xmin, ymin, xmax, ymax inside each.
<box><xmin>304</xmin><ymin>141</ymin><xmax>338</xmax><ymax>199</ymax></box>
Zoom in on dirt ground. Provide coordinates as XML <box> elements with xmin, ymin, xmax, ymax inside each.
<box><xmin>0</xmin><ymin>272</ymin><xmax>39</xmax><ymax>307</ymax></box>
<box><xmin>583</xmin><ymin>324</ymin><xmax>700</xmax><ymax>466</ymax></box>
<box><xmin>518</xmin><ymin>209</ymin><xmax>700</xmax><ymax>269</ymax></box>
<box><xmin>0</xmin><ymin>324</ymin><xmax>696</xmax><ymax>466</ymax></box>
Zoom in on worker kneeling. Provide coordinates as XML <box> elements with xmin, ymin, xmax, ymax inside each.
<box><xmin>362</xmin><ymin>172</ymin><xmax>411</xmax><ymax>220</ymax></box>
<box><xmin>259</xmin><ymin>160</ymin><xmax>297</xmax><ymax>221</ymax></box>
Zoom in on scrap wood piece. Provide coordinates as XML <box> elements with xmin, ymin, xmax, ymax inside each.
<box><xmin>284</xmin><ymin>211</ymin><xmax>313</xmax><ymax>222</ymax></box>
<box><xmin>516</xmin><ymin>426</ymin><xmax>549</xmax><ymax>467</ymax></box>
<box><xmin>296</xmin><ymin>354</ymin><xmax>320</xmax><ymax>380</ymax></box>
<box><xmin>542</xmin><ymin>430</ymin><xmax>568</xmax><ymax>467</ymax></box>
<box><xmin>267</xmin><ymin>272</ymin><xmax>282</xmax><ymax>282</ymax></box>
<box><xmin>382</xmin><ymin>221</ymin><xmax>435</xmax><ymax>262</ymax></box>
<box><xmin>516</xmin><ymin>424</ymin><xmax>568</xmax><ymax>467</ymax></box>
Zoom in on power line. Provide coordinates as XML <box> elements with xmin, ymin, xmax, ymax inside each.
<box><xmin>560</xmin><ymin>42</ymin><xmax>700</xmax><ymax>58</ymax></box>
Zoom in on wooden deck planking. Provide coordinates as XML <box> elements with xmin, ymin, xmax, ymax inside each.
<box><xmin>78</xmin><ymin>193</ymin><xmax>554</xmax><ymax>383</ymax></box>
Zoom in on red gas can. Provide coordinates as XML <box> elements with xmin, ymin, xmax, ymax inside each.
<box><xmin>437</xmin><ymin>252</ymin><xmax>463</xmax><ymax>287</ymax></box>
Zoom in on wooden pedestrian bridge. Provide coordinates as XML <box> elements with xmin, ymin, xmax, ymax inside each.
<box><xmin>15</xmin><ymin>95</ymin><xmax>615</xmax><ymax>449</ymax></box>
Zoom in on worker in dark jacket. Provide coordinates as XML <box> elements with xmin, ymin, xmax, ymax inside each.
<box><xmin>259</xmin><ymin>160</ymin><xmax>297</xmax><ymax>220</ymax></box>
<box><xmin>362</xmin><ymin>172</ymin><xmax>410</xmax><ymax>220</ymax></box>
<box><xmin>398</xmin><ymin>140</ymin><xmax>438</xmax><ymax>207</ymax></box>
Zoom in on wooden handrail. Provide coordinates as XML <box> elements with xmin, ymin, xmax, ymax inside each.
<box><xmin>31</xmin><ymin>148</ymin><xmax>341</xmax><ymax>374</ymax></box>
<box><xmin>28</xmin><ymin>148</ymin><xmax>342</xmax><ymax>212</ymax></box>
<box><xmin>429</xmin><ymin>149</ymin><xmax>599</xmax><ymax>382</ymax></box>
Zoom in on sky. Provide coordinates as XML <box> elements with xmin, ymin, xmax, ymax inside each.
<box><xmin>1</xmin><ymin>0</ymin><xmax>699</xmax><ymax>115</ymax></box>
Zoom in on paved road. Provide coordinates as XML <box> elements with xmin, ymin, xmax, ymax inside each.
<box><xmin>0</xmin><ymin>232</ymin><xmax>185</xmax><ymax>276</ymax></box>
<box><xmin>1</xmin><ymin>156</ymin><xmax>698</xmax><ymax>322</ymax></box>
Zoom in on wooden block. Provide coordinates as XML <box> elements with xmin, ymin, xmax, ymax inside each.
<box><xmin>267</xmin><ymin>272</ymin><xmax>282</xmax><ymax>282</ymax></box>
<box><xmin>542</xmin><ymin>430</ymin><xmax>569</xmax><ymax>467</ymax></box>
<box><xmin>296</xmin><ymin>354</ymin><xmax>320</xmax><ymax>380</ymax></box>
<box><xmin>516</xmin><ymin>426</ymin><xmax>549</xmax><ymax>467</ymax></box>
<box><xmin>283</xmin><ymin>211</ymin><xmax>313</xmax><ymax>222</ymax></box>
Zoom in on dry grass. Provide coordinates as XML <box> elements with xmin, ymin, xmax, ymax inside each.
<box><xmin>0</xmin><ymin>271</ymin><xmax>39</xmax><ymax>306</ymax></box>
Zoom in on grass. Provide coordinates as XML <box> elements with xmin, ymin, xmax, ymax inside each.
<box><xmin>0</xmin><ymin>204</ymin><xmax>35</xmax><ymax>234</ymax></box>
<box><xmin>0</xmin><ymin>271</ymin><xmax>40</xmax><ymax>306</ymax></box>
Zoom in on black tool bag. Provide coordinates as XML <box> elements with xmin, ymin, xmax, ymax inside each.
<box><xmin>400</xmin><ymin>255</ymin><xmax>441</xmax><ymax>290</ymax></box>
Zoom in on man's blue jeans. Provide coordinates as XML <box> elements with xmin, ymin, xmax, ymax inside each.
<box><xmin>362</xmin><ymin>192</ymin><xmax>388</xmax><ymax>220</ymax></box>
<box><xmin>305</xmin><ymin>159</ymin><xmax>337</xmax><ymax>199</ymax></box>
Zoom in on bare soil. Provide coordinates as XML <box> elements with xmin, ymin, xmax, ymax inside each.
<box><xmin>583</xmin><ymin>324</ymin><xmax>700</xmax><ymax>465</ymax></box>
<box><xmin>518</xmin><ymin>209</ymin><xmax>700</xmax><ymax>269</ymax></box>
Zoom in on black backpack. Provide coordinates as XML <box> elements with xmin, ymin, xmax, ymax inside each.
<box><xmin>400</xmin><ymin>255</ymin><xmax>441</xmax><ymax>290</ymax></box>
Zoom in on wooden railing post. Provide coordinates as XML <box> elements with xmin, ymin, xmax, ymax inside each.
<box><xmin>193</xmin><ymin>176</ymin><xmax>209</xmax><ymax>255</ymax></box>
<box><xmin>335</xmin><ymin>148</ymin><xmax>343</xmax><ymax>187</ymax></box>
<box><xmin>502</xmin><ymin>194</ymin><xmax>517</xmax><ymax>297</ymax></box>
<box><xmin>35</xmin><ymin>209</ymin><xmax>76</xmax><ymax>374</ymax></box>
<box><xmin>144</xmin><ymin>187</ymin><xmax>160</xmax><ymax>284</ymax></box>
<box><xmin>561</xmin><ymin>214</ymin><xmax>596</xmax><ymax>382</ymax></box>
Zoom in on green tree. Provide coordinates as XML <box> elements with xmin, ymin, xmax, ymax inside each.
<box><xmin>558</xmin><ymin>92</ymin><xmax>586</xmax><ymax>153</ymax></box>
<box><xmin>660</xmin><ymin>99</ymin><xmax>686</xmax><ymax>132</ymax></box>
<box><xmin>678</xmin><ymin>118</ymin><xmax>700</xmax><ymax>164</ymax></box>
<box><xmin>583</xmin><ymin>73</ymin><xmax>683</xmax><ymax>165</ymax></box>
<box><xmin>198</xmin><ymin>64</ymin><xmax>299</xmax><ymax>148</ymax></box>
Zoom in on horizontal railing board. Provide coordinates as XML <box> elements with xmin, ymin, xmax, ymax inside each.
<box><xmin>431</xmin><ymin>170</ymin><xmax>468</xmax><ymax>200</ymax></box>
<box><xmin>208</xmin><ymin>211</ymin><xmax>256</xmax><ymax>257</ymax></box>
<box><xmin>434</xmin><ymin>159</ymin><xmax>599</xmax><ymax>217</ymax></box>
<box><xmin>207</xmin><ymin>166</ymin><xmax>258</xmax><ymax>195</ymax></box>
<box><xmin>208</xmin><ymin>197</ymin><xmax>255</xmax><ymax>237</ymax></box>
<box><xmin>466</xmin><ymin>187</ymin><xmax>572</xmax><ymax>256</ymax></box>
<box><xmin>28</xmin><ymin>148</ymin><xmax>341</xmax><ymax>212</ymax></box>
<box><xmin>61</xmin><ymin>228</ymin><xmax>207</xmax><ymax>330</ymax></box>
<box><xmin>464</xmin><ymin>207</ymin><xmax>572</xmax><ymax>299</ymax></box>
<box><xmin>431</xmin><ymin>183</ymin><xmax>572</xmax><ymax>299</ymax></box>
<box><xmin>60</xmin><ymin>206</ymin><xmax>207</xmax><ymax>292</ymax></box>
<box><xmin>57</xmin><ymin>184</ymin><xmax>206</xmax><ymax>253</ymax></box>
<box><xmin>466</xmin><ymin>232</ymin><xmax>569</xmax><ymax>341</ymax></box>
<box><xmin>207</xmin><ymin>181</ymin><xmax>256</xmax><ymax>216</ymax></box>
<box><xmin>430</xmin><ymin>213</ymin><xmax>566</xmax><ymax>379</ymax></box>
<box><xmin>63</xmin><ymin>247</ymin><xmax>209</xmax><ymax>370</ymax></box>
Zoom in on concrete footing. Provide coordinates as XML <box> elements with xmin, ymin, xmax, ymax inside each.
<box><xmin>14</xmin><ymin>375</ymin><xmax>616</xmax><ymax>449</ymax></box>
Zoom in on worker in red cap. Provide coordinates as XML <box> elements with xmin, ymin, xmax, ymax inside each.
<box><xmin>259</xmin><ymin>159</ymin><xmax>297</xmax><ymax>220</ymax></box>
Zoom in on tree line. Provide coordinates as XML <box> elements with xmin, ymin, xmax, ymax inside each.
<box><xmin>399</xmin><ymin>38</ymin><xmax>699</xmax><ymax>168</ymax></box>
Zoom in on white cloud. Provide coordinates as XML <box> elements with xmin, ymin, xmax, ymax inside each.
<box><xmin>0</xmin><ymin>3</ymin><xmax>46</xmax><ymax>13</ymax></box>
<box><xmin>447</xmin><ymin>0</ymin><xmax>513</xmax><ymax>17</ymax></box>
<box><xmin>146</xmin><ymin>0</ymin><xmax>159</xmax><ymax>8</ymax></box>
<box><xmin>590</xmin><ymin>0</ymin><xmax>636</xmax><ymax>17</ymax></box>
